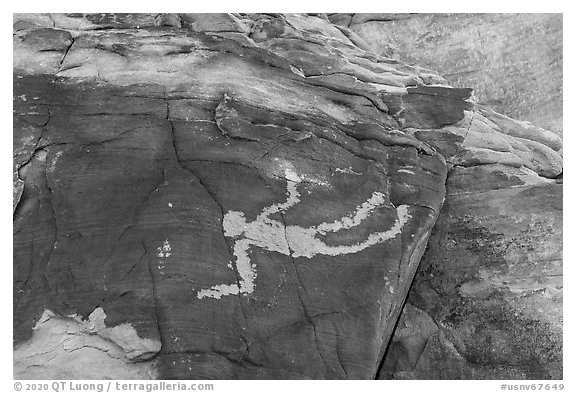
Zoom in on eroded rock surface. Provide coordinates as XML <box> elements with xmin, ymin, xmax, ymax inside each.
<box><xmin>14</xmin><ymin>309</ymin><xmax>158</xmax><ymax>379</ymax></box>
<box><xmin>331</xmin><ymin>13</ymin><xmax>563</xmax><ymax>134</ymax></box>
<box><xmin>13</xmin><ymin>13</ymin><xmax>450</xmax><ymax>379</ymax></box>
<box><xmin>379</xmin><ymin>110</ymin><xmax>562</xmax><ymax>379</ymax></box>
<box><xmin>13</xmin><ymin>13</ymin><xmax>562</xmax><ymax>380</ymax></box>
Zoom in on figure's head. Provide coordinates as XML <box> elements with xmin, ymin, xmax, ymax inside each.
<box><xmin>222</xmin><ymin>210</ymin><xmax>247</xmax><ymax>237</ymax></box>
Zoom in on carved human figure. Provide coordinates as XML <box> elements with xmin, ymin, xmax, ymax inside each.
<box><xmin>197</xmin><ymin>169</ymin><xmax>411</xmax><ymax>299</ymax></box>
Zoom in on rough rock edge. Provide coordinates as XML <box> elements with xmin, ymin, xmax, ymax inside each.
<box><xmin>14</xmin><ymin>309</ymin><xmax>159</xmax><ymax>380</ymax></box>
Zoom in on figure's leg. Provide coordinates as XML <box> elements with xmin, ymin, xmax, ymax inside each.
<box><xmin>233</xmin><ymin>239</ymin><xmax>257</xmax><ymax>294</ymax></box>
<box><xmin>196</xmin><ymin>238</ymin><xmax>256</xmax><ymax>299</ymax></box>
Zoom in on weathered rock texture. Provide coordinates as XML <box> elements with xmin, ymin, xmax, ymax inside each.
<box><xmin>379</xmin><ymin>109</ymin><xmax>563</xmax><ymax>380</ymax></box>
<box><xmin>329</xmin><ymin>13</ymin><xmax>563</xmax><ymax>135</ymax></box>
<box><xmin>13</xmin><ymin>13</ymin><xmax>562</xmax><ymax>379</ymax></box>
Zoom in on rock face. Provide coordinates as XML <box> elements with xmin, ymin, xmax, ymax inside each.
<box><xmin>14</xmin><ymin>310</ymin><xmax>158</xmax><ymax>379</ymax></box>
<box><xmin>379</xmin><ymin>110</ymin><xmax>563</xmax><ymax>380</ymax></box>
<box><xmin>13</xmin><ymin>13</ymin><xmax>562</xmax><ymax>380</ymax></box>
<box><xmin>330</xmin><ymin>13</ymin><xmax>563</xmax><ymax>135</ymax></box>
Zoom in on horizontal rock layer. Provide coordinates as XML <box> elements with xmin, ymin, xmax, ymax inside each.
<box><xmin>330</xmin><ymin>13</ymin><xmax>563</xmax><ymax>135</ymax></box>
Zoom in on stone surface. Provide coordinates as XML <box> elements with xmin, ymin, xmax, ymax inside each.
<box><xmin>379</xmin><ymin>111</ymin><xmax>562</xmax><ymax>379</ymax></box>
<box><xmin>14</xmin><ymin>310</ymin><xmax>157</xmax><ymax>379</ymax></box>
<box><xmin>332</xmin><ymin>13</ymin><xmax>563</xmax><ymax>134</ymax></box>
<box><xmin>13</xmin><ymin>13</ymin><xmax>562</xmax><ymax>380</ymax></box>
<box><xmin>356</xmin><ymin>18</ymin><xmax>565</xmax><ymax>375</ymax></box>
<box><xmin>13</xmin><ymin>13</ymin><xmax>449</xmax><ymax>380</ymax></box>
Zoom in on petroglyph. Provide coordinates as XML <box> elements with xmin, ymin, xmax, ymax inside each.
<box><xmin>157</xmin><ymin>239</ymin><xmax>171</xmax><ymax>276</ymax></box>
<box><xmin>196</xmin><ymin>169</ymin><xmax>411</xmax><ymax>300</ymax></box>
<box><xmin>157</xmin><ymin>239</ymin><xmax>172</xmax><ymax>258</ymax></box>
<box><xmin>334</xmin><ymin>167</ymin><xmax>362</xmax><ymax>175</ymax></box>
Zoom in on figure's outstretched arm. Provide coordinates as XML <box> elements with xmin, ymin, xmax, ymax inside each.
<box><xmin>286</xmin><ymin>205</ymin><xmax>412</xmax><ymax>259</ymax></box>
<box><xmin>312</xmin><ymin>192</ymin><xmax>391</xmax><ymax>234</ymax></box>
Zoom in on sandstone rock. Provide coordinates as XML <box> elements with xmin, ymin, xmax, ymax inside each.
<box><xmin>380</xmin><ymin>110</ymin><xmax>562</xmax><ymax>380</ymax></box>
<box><xmin>13</xmin><ymin>13</ymin><xmax>562</xmax><ymax>380</ymax></box>
<box><xmin>382</xmin><ymin>85</ymin><xmax>473</xmax><ymax>129</ymax></box>
<box><xmin>378</xmin><ymin>303</ymin><xmax>438</xmax><ymax>378</ymax></box>
<box><xmin>13</xmin><ymin>13</ymin><xmax>450</xmax><ymax>379</ymax></box>
<box><xmin>14</xmin><ymin>310</ymin><xmax>157</xmax><ymax>379</ymax></box>
<box><xmin>380</xmin><ymin>180</ymin><xmax>563</xmax><ymax>379</ymax></box>
<box><xmin>180</xmin><ymin>13</ymin><xmax>251</xmax><ymax>34</ymax></box>
<box><xmin>342</xmin><ymin>13</ymin><xmax>563</xmax><ymax>134</ymax></box>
